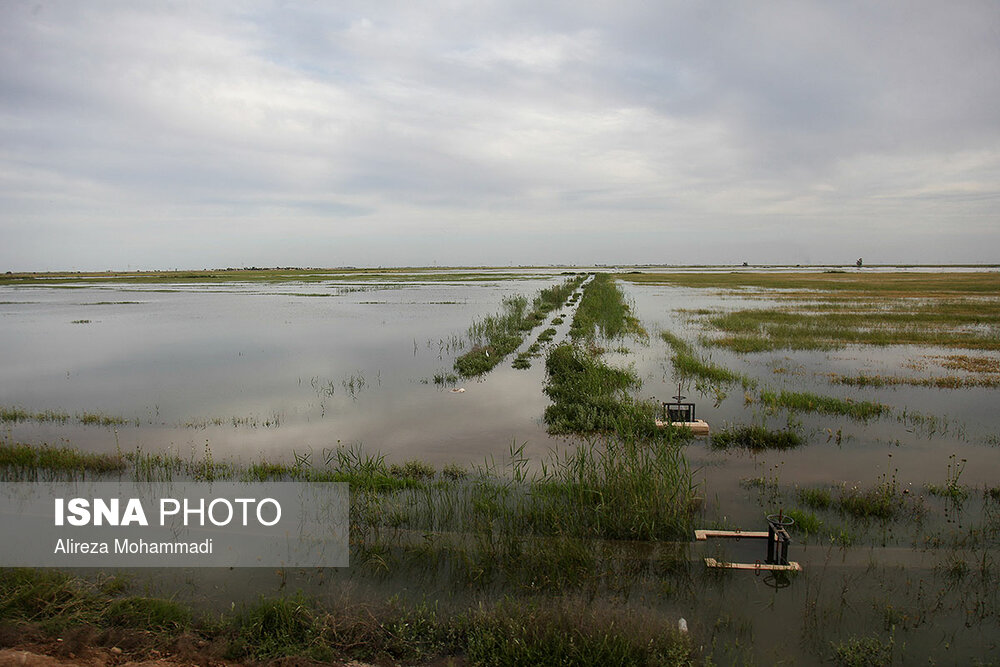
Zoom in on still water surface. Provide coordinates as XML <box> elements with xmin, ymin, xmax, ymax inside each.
<box><xmin>3</xmin><ymin>268</ymin><xmax>999</xmax><ymax>663</ymax></box>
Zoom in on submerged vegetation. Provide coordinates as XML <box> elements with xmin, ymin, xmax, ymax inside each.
<box><xmin>758</xmin><ymin>389</ymin><xmax>890</xmax><ymax>420</ymax></box>
<box><xmin>1</xmin><ymin>406</ymin><xmax>133</xmax><ymax>427</ymax></box>
<box><xmin>710</xmin><ymin>425</ymin><xmax>804</xmax><ymax>451</ymax></box>
<box><xmin>543</xmin><ymin>343</ymin><xmax>680</xmax><ymax>443</ymax></box>
<box><xmin>661</xmin><ymin>331</ymin><xmax>754</xmax><ymax>389</ymax></box>
<box><xmin>623</xmin><ymin>271</ymin><xmax>1000</xmax><ymax>352</ymax></box>
<box><xmin>455</xmin><ymin>274</ymin><xmax>586</xmax><ymax>376</ymax></box>
<box><xmin>4</xmin><ymin>267</ymin><xmax>1000</xmax><ymax>665</ymax></box>
<box><xmin>570</xmin><ymin>273</ymin><xmax>645</xmax><ymax>341</ymax></box>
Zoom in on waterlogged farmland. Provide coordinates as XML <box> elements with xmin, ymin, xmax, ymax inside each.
<box><xmin>0</xmin><ymin>269</ymin><xmax>577</xmax><ymax>464</ymax></box>
<box><xmin>2</xmin><ymin>267</ymin><xmax>1000</xmax><ymax>665</ymax></box>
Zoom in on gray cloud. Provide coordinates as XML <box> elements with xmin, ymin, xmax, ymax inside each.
<box><xmin>1</xmin><ymin>0</ymin><xmax>998</xmax><ymax>270</ymax></box>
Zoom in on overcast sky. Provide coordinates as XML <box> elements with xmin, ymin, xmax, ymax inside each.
<box><xmin>2</xmin><ymin>1</ymin><xmax>998</xmax><ymax>270</ymax></box>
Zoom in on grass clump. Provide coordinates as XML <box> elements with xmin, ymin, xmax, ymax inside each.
<box><xmin>0</xmin><ymin>407</ymin><xmax>134</xmax><ymax>427</ymax></box>
<box><xmin>465</xmin><ymin>600</ymin><xmax>696</xmax><ymax>667</ymax></box>
<box><xmin>542</xmin><ymin>343</ymin><xmax>676</xmax><ymax>442</ymax></box>
<box><xmin>830</xmin><ymin>373</ymin><xmax>1000</xmax><ymax>389</ymax></box>
<box><xmin>455</xmin><ymin>294</ymin><xmax>528</xmax><ymax>376</ymax></box>
<box><xmin>528</xmin><ymin>439</ymin><xmax>701</xmax><ymax>541</ymax></box>
<box><xmin>759</xmin><ymin>389</ymin><xmax>890</xmax><ymax>420</ymax></box>
<box><xmin>455</xmin><ymin>275</ymin><xmax>585</xmax><ymax>377</ymax></box>
<box><xmin>570</xmin><ymin>274</ymin><xmax>646</xmax><ymax>341</ymax></box>
<box><xmin>225</xmin><ymin>594</ymin><xmax>328</xmax><ymax>661</ymax></box>
<box><xmin>797</xmin><ymin>486</ymin><xmax>833</xmax><ymax>510</ymax></box>
<box><xmin>0</xmin><ymin>440</ymin><xmax>126</xmax><ymax>477</ymax></box>
<box><xmin>101</xmin><ymin>596</ymin><xmax>192</xmax><ymax>632</ymax></box>
<box><xmin>661</xmin><ymin>331</ymin><xmax>755</xmax><ymax>389</ymax></box>
<box><xmin>784</xmin><ymin>509</ymin><xmax>822</xmax><ymax>536</ymax></box>
<box><xmin>710</xmin><ymin>425</ymin><xmax>804</xmax><ymax>451</ymax></box>
<box><xmin>835</xmin><ymin>469</ymin><xmax>917</xmax><ymax>522</ymax></box>
<box><xmin>831</xmin><ymin>635</ymin><xmax>894</xmax><ymax>666</ymax></box>
<box><xmin>389</xmin><ymin>460</ymin><xmax>436</xmax><ymax>480</ymax></box>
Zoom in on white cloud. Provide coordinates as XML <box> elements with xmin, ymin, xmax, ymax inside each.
<box><xmin>1</xmin><ymin>1</ymin><xmax>998</xmax><ymax>269</ymax></box>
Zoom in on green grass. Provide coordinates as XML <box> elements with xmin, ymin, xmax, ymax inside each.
<box><xmin>0</xmin><ymin>440</ymin><xmax>126</xmax><ymax>476</ymax></box>
<box><xmin>830</xmin><ymin>373</ymin><xmax>1000</xmax><ymax>389</ymax></box>
<box><xmin>661</xmin><ymin>331</ymin><xmax>755</xmax><ymax>388</ymax></box>
<box><xmin>0</xmin><ymin>569</ymin><xmax>698</xmax><ymax>666</ymax></box>
<box><xmin>785</xmin><ymin>508</ymin><xmax>822</xmax><ymax>536</ymax></box>
<box><xmin>836</xmin><ymin>478</ymin><xmax>915</xmax><ymax>521</ymax></box>
<box><xmin>455</xmin><ymin>274</ymin><xmax>585</xmax><ymax>377</ymax></box>
<box><xmin>542</xmin><ymin>343</ymin><xmax>682</xmax><ymax>443</ymax></box>
<box><xmin>619</xmin><ymin>270</ymin><xmax>1000</xmax><ymax>296</ymax></box>
<box><xmin>0</xmin><ymin>267</ymin><xmax>567</xmax><ymax>286</ymax></box>
<box><xmin>797</xmin><ymin>487</ymin><xmax>833</xmax><ymax>510</ymax></box>
<box><xmin>623</xmin><ymin>271</ymin><xmax>1000</xmax><ymax>352</ymax></box>
<box><xmin>101</xmin><ymin>596</ymin><xmax>192</xmax><ymax>632</ymax></box>
<box><xmin>759</xmin><ymin>389</ymin><xmax>890</xmax><ymax>420</ymax></box>
<box><xmin>710</xmin><ymin>425</ymin><xmax>804</xmax><ymax>451</ymax></box>
<box><xmin>1</xmin><ymin>406</ymin><xmax>135</xmax><ymax>427</ymax></box>
<box><xmin>570</xmin><ymin>273</ymin><xmax>646</xmax><ymax>341</ymax></box>
<box><xmin>831</xmin><ymin>635</ymin><xmax>894</xmax><ymax>666</ymax></box>
<box><xmin>702</xmin><ymin>307</ymin><xmax>1000</xmax><ymax>352</ymax></box>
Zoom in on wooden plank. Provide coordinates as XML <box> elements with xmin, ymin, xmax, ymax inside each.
<box><xmin>655</xmin><ymin>419</ymin><xmax>710</xmax><ymax>436</ymax></box>
<box><xmin>704</xmin><ymin>558</ymin><xmax>802</xmax><ymax>572</ymax></box>
<box><xmin>695</xmin><ymin>529</ymin><xmax>769</xmax><ymax>541</ymax></box>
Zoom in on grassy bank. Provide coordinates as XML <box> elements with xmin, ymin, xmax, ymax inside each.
<box><xmin>0</xmin><ymin>569</ymin><xmax>697</xmax><ymax>666</ymax></box>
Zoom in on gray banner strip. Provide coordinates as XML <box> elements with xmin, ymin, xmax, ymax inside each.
<box><xmin>0</xmin><ymin>481</ymin><xmax>349</xmax><ymax>567</ymax></box>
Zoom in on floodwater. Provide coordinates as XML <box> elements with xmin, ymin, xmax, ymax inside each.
<box><xmin>2</xmin><ymin>267</ymin><xmax>999</xmax><ymax>664</ymax></box>
<box><xmin>0</xmin><ymin>272</ymin><xmax>573</xmax><ymax>465</ymax></box>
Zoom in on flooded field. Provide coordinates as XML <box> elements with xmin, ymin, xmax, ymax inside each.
<box><xmin>2</xmin><ymin>266</ymin><xmax>999</xmax><ymax>665</ymax></box>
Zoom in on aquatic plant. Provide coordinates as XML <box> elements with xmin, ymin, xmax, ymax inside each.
<box><xmin>542</xmin><ymin>343</ymin><xmax>678</xmax><ymax>442</ymax></box>
<box><xmin>710</xmin><ymin>425</ymin><xmax>803</xmax><ymax>451</ymax></box>
<box><xmin>661</xmin><ymin>331</ymin><xmax>755</xmax><ymax>389</ymax></box>
<box><xmin>455</xmin><ymin>275</ymin><xmax>585</xmax><ymax>377</ymax></box>
<box><xmin>759</xmin><ymin>390</ymin><xmax>890</xmax><ymax>421</ymax></box>
<box><xmin>570</xmin><ymin>273</ymin><xmax>646</xmax><ymax>341</ymax></box>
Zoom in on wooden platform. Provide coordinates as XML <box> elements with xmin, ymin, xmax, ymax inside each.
<box><xmin>704</xmin><ymin>558</ymin><xmax>802</xmax><ymax>572</ymax></box>
<box><xmin>695</xmin><ymin>529</ymin><xmax>769</xmax><ymax>541</ymax></box>
<box><xmin>655</xmin><ymin>418</ymin><xmax>710</xmax><ymax>436</ymax></box>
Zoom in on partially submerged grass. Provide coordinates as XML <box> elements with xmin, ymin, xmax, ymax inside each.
<box><xmin>455</xmin><ymin>294</ymin><xmax>529</xmax><ymax>376</ymax></box>
<box><xmin>0</xmin><ymin>440</ymin><xmax>126</xmax><ymax>476</ymax></box>
<box><xmin>625</xmin><ymin>271</ymin><xmax>1000</xmax><ymax>353</ymax></box>
<box><xmin>797</xmin><ymin>487</ymin><xmax>833</xmax><ymax>510</ymax></box>
<box><xmin>0</xmin><ymin>407</ymin><xmax>135</xmax><ymax>427</ymax></box>
<box><xmin>710</xmin><ymin>425</ymin><xmax>804</xmax><ymax>451</ymax></box>
<box><xmin>661</xmin><ymin>331</ymin><xmax>755</xmax><ymax>389</ymax></box>
<box><xmin>0</xmin><ymin>267</ymin><xmax>573</xmax><ymax>287</ymax></box>
<box><xmin>542</xmin><ymin>343</ymin><xmax>684</xmax><ymax>443</ymax></box>
<box><xmin>619</xmin><ymin>270</ymin><xmax>1000</xmax><ymax>297</ymax></box>
<box><xmin>455</xmin><ymin>275</ymin><xmax>585</xmax><ymax>377</ymax></box>
<box><xmin>830</xmin><ymin>373</ymin><xmax>1000</xmax><ymax>389</ymax></box>
<box><xmin>570</xmin><ymin>273</ymin><xmax>646</xmax><ymax>341</ymax></box>
<box><xmin>702</xmin><ymin>306</ymin><xmax>1000</xmax><ymax>352</ymax></box>
<box><xmin>830</xmin><ymin>635</ymin><xmax>894</xmax><ymax>667</ymax></box>
<box><xmin>759</xmin><ymin>389</ymin><xmax>890</xmax><ymax>421</ymax></box>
